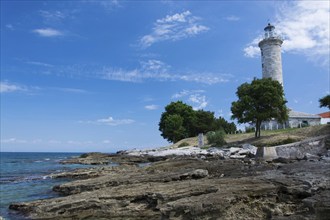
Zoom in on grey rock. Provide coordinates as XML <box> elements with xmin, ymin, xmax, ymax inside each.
<box><xmin>9</xmin><ymin>142</ymin><xmax>330</xmax><ymax>220</ymax></box>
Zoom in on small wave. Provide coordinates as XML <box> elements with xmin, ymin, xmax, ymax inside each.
<box><xmin>34</xmin><ymin>160</ymin><xmax>43</xmax><ymax>163</ymax></box>
<box><xmin>0</xmin><ymin>175</ymin><xmax>51</xmax><ymax>184</ymax></box>
<box><xmin>44</xmin><ymin>158</ymin><xmax>50</xmax><ymax>161</ymax></box>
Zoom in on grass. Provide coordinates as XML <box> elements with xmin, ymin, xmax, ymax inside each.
<box><xmin>168</xmin><ymin>125</ymin><xmax>330</xmax><ymax>148</ymax></box>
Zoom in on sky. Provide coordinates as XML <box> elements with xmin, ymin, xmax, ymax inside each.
<box><xmin>1</xmin><ymin>0</ymin><xmax>329</xmax><ymax>153</ymax></box>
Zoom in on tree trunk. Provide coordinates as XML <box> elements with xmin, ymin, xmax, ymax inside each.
<box><xmin>255</xmin><ymin>120</ymin><xmax>259</xmax><ymax>138</ymax></box>
<box><xmin>255</xmin><ymin>120</ymin><xmax>261</xmax><ymax>138</ymax></box>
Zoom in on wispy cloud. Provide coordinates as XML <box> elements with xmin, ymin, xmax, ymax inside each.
<box><xmin>172</xmin><ymin>89</ymin><xmax>205</xmax><ymax>99</ymax></box>
<box><xmin>33</xmin><ymin>28</ymin><xmax>64</xmax><ymax>37</ymax></box>
<box><xmin>79</xmin><ymin>116</ymin><xmax>134</xmax><ymax>126</ymax></box>
<box><xmin>6</xmin><ymin>24</ymin><xmax>14</xmax><ymax>30</ymax></box>
<box><xmin>243</xmin><ymin>37</ymin><xmax>263</xmax><ymax>58</ymax></box>
<box><xmin>25</xmin><ymin>61</ymin><xmax>54</xmax><ymax>67</ymax></box>
<box><xmin>139</xmin><ymin>10</ymin><xmax>209</xmax><ymax>48</ymax></box>
<box><xmin>84</xmin><ymin>0</ymin><xmax>121</xmax><ymax>11</ymax></box>
<box><xmin>145</xmin><ymin>104</ymin><xmax>159</xmax><ymax>110</ymax></box>
<box><xmin>19</xmin><ymin>59</ymin><xmax>231</xmax><ymax>85</ymax></box>
<box><xmin>0</xmin><ymin>138</ymin><xmax>28</xmax><ymax>144</ymax></box>
<box><xmin>0</xmin><ymin>81</ymin><xmax>27</xmax><ymax>93</ymax></box>
<box><xmin>172</xmin><ymin>89</ymin><xmax>208</xmax><ymax>110</ymax></box>
<box><xmin>141</xmin><ymin>59</ymin><xmax>169</xmax><ymax>73</ymax></box>
<box><xmin>101</xmin><ymin>67</ymin><xmax>231</xmax><ymax>84</ymax></box>
<box><xmin>100</xmin><ymin>60</ymin><xmax>231</xmax><ymax>84</ymax></box>
<box><xmin>52</xmin><ymin>87</ymin><xmax>89</xmax><ymax>94</ymax></box>
<box><xmin>188</xmin><ymin>94</ymin><xmax>208</xmax><ymax>110</ymax></box>
<box><xmin>39</xmin><ymin>10</ymin><xmax>66</xmax><ymax>23</ymax></box>
<box><xmin>244</xmin><ymin>1</ymin><xmax>330</xmax><ymax>66</ymax></box>
<box><xmin>0</xmin><ymin>81</ymin><xmax>88</xmax><ymax>95</ymax></box>
<box><xmin>224</xmin><ymin>15</ymin><xmax>240</xmax><ymax>21</ymax></box>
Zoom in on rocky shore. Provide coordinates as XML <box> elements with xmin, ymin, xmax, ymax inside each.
<box><xmin>9</xmin><ymin>130</ymin><xmax>330</xmax><ymax>219</ymax></box>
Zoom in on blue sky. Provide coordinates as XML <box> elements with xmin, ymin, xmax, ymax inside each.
<box><xmin>1</xmin><ymin>1</ymin><xmax>329</xmax><ymax>152</ymax></box>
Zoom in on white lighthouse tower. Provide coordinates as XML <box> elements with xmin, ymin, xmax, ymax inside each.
<box><xmin>258</xmin><ymin>23</ymin><xmax>283</xmax><ymax>85</ymax></box>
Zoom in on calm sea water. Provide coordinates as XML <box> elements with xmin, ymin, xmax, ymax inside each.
<box><xmin>0</xmin><ymin>152</ymin><xmax>91</xmax><ymax>219</ymax></box>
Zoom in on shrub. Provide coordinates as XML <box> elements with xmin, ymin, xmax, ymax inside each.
<box><xmin>245</xmin><ymin>127</ymin><xmax>255</xmax><ymax>133</ymax></box>
<box><xmin>79</xmin><ymin>153</ymin><xmax>89</xmax><ymax>158</ymax></box>
<box><xmin>178</xmin><ymin>142</ymin><xmax>190</xmax><ymax>148</ymax></box>
<box><xmin>266</xmin><ymin>137</ymin><xmax>298</xmax><ymax>147</ymax></box>
<box><xmin>206</xmin><ymin>130</ymin><xmax>226</xmax><ymax>147</ymax></box>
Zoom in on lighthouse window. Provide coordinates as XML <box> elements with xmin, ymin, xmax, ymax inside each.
<box><xmin>261</xmin><ymin>51</ymin><xmax>263</xmax><ymax>56</ymax></box>
<box><xmin>262</xmin><ymin>63</ymin><xmax>264</xmax><ymax>68</ymax></box>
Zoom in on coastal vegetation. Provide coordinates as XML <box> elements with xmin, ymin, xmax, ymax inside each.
<box><xmin>170</xmin><ymin>124</ymin><xmax>329</xmax><ymax>148</ymax></box>
<box><xmin>206</xmin><ymin>130</ymin><xmax>226</xmax><ymax>147</ymax></box>
<box><xmin>159</xmin><ymin>101</ymin><xmax>236</xmax><ymax>143</ymax></box>
<box><xmin>231</xmin><ymin>78</ymin><xmax>288</xmax><ymax>138</ymax></box>
<box><xmin>319</xmin><ymin>94</ymin><xmax>330</xmax><ymax>109</ymax></box>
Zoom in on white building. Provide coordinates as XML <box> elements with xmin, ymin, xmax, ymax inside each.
<box><xmin>318</xmin><ymin>112</ymin><xmax>330</xmax><ymax>125</ymax></box>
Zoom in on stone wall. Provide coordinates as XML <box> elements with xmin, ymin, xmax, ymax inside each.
<box><xmin>256</xmin><ymin>135</ymin><xmax>329</xmax><ymax>161</ymax></box>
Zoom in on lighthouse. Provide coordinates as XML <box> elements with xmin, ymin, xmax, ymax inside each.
<box><xmin>258</xmin><ymin>23</ymin><xmax>283</xmax><ymax>85</ymax></box>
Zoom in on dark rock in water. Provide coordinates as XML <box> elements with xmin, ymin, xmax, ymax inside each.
<box><xmin>60</xmin><ymin>152</ymin><xmax>169</xmax><ymax>165</ymax></box>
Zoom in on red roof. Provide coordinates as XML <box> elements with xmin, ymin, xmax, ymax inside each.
<box><xmin>318</xmin><ymin>111</ymin><xmax>330</xmax><ymax>118</ymax></box>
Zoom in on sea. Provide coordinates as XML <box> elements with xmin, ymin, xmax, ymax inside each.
<box><xmin>0</xmin><ymin>152</ymin><xmax>93</xmax><ymax>220</ymax></box>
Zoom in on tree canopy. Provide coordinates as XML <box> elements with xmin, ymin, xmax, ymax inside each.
<box><xmin>159</xmin><ymin>101</ymin><xmax>236</xmax><ymax>143</ymax></box>
<box><xmin>319</xmin><ymin>95</ymin><xmax>330</xmax><ymax>109</ymax></box>
<box><xmin>231</xmin><ymin>78</ymin><xmax>288</xmax><ymax>138</ymax></box>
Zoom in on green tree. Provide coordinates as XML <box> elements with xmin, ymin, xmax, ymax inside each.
<box><xmin>159</xmin><ymin>101</ymin><xmax>237</xmax><ymax>143</ymax></box>
<box><xmin>159</xmin><ymin>101</ymin><xmax>195</xmax><ymax>143</ymax></box>
<box><xmin>231</xmin><ymin>78</ymin><xmax>288</xmax><ymax>138</ymax></box>
<box><xmin>161</xmin><ymin>114</ymin><xmax>187</xmax><ymax>143</ymax></box>
<box><xmin>319</xmin><ymin>95</ymin><xmax>330</xmax><ymax>109</ymax></box>
<box><xmin>213</xmin><ymin>117</ymin><xmax>237</xmax><ymax>134</ymax></box>
<box><xmin>191</xmin><ymin>110</ymin><xmax>216</xmax><ymax>135</ymax></box>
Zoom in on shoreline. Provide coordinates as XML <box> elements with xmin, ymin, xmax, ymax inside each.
<box><xmin>7</xmin><ymin>132</ymin><xmax>330</xmax><ymax>219</ymax></box>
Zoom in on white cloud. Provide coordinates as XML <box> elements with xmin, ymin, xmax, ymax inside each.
<box><xmin>96</xmin><ymin>117</ymin><xmax>134</xmax><ymax>125</ymax></box>
<box><xmin>80</xmin><ymin>116</ymin><xmax>135</xmax><ymax>126</ymax></box>
<box><xmin>172</xmin><ymin>89</ymin><xmax>205</xmax><ymax>99</ymax></box>
<box><xmin>243</xmin><ymin>45</ymin><xmax>261</xmax><ymax>58</ymax></box>
<box><xmin>101</xmin><ymin>68</ymin><xmax>142</xmax><ymax>82</ymax></box>
<box><xmin>141</xmin><ymin>59</ymin><xmax>169</xmax><ymax>73</ymax></box>
<box><xmin>100</xmin><ymin>60</ymin><xmax>231</xmax><ymax>84</ymax></box>
<box><xmin>39</xmin><ymin>10</ymin><xmax>66</xmax><ymax>23</ymax></box>
<box><xmin>224</xmin><ymin>15</ymin><xmax>240</xmax><ymax>21</ymax></box>
<box><xmin>188</xmin><ymin>94</ymin><xmax>208</xmax><ymax>110</ymax></box>
<box><xmin>172</xmin><ymin>89</ymin><xmax>208</xmax><ymax>110</ymax></box>
<box><xmin>0</xmin><ymin>138</ymin><xmax>27</xmax><ymax>144</ymax></box>
<box><xmin>0</xmin><ymin>81</ymin><xmax>26</xmax><ymax>93</ymax></box>
<box><xmin>185</xmin><ymin>25</ymin><xmax>209</xmax><ymax>35</ymax></box>
<box><xmin>140</xmin><ymin>10</ymin><xmax>209</xmax><ymax>48</ymax></box>
<box><xmin>25</xmin><ymin>61</ymin><xmax>54</xmax><ymax>67</ymax></box>
<box><xmin>98</xmin><ymin>0</ymin><xmax>121</xmax><ymax>10</ymax></box>
<box><xmin>54</xmin><ymin>87</ymin><xmax>89</xmax><ymax>94</ymax></box>
<box><xmin>244</xmin><ymin>1</ymin><xmax>330</xmax><ymax>66</ymax></box>
<box><xmin>243</xmin><ymin>36</ymin><xmax>263</xmax><ymax>58</ymax></box>
<box><xmin>145</xmin><ymin>105</ymin><xmax>159</xmax><ymax>110</ymax></box>
<box><xmin>25</xmin><ymin>60</ymin><xmax>231</xmax><ymax>85</ymax></box>
<box><xmin>33</xmin><ymin>28</ymin><xmax>64</xmax><ymax>37</ymax></box>
<box><xmin>6</xmin><ymin>24</ymin><xmax>14</xmax><ymax>30</ymax></box>
<box><xmin>102</xmin><ymin>140</ymin><xmax>111</xmax><ymax>144</ymax></box>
